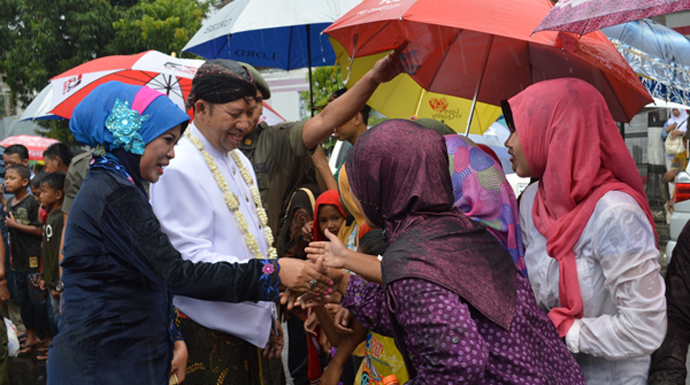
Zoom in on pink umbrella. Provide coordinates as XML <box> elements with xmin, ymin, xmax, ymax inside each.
<box><xmin>0</xmin><ymin>135</ymin><xmax>59</xmax><ymax>163</ymax></box>
<box><xmin>534</xmin><ymin>0</ymin><xmax>690</xmax><ymax>36</ymax></box>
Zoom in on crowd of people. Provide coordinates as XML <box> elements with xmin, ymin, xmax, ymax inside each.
<box><xmin>0</xmin><ymin>52</ymin><xmax>686</xmax><ymax>385</ymax></box>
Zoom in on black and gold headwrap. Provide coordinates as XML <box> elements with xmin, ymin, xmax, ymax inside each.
<box><xmin>186</xmin><ymin>59</ymin><xmax>257</xmax><ymax>110</ymax></box>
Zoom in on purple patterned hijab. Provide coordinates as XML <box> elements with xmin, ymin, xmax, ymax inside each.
<box><xmin>445</xmin><ymin>135</ymin><xmax>527</xmax><ymax>276</ymax></box>
<box><xmin>346</xmin><ymin>119</ymin><xmax>516</xmax><ymax>330</ymax></box>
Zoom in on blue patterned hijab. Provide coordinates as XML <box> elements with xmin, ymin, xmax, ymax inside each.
<box><xmin>70</xmin><ymin>81</ymin><xmax>190</xmax><ymax>194</ymax></box>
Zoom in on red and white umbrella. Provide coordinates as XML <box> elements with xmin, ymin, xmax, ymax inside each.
<box><xmin>49</xmin><ymin>50</ymin><xmax>204</xmax><ymax>119</ymax></box>
<box><xmin>534</xmin><ymin>0</ymin><xmax>690</xmax><ymax>36</ymax></box>
<box><xmin>260</xmin><ymin>102</ymin><xmax>286</xmax><ymax>126</ymax></box>
<box><xmin>0</xmin><ymin>135</ymin><xmax>59</xmax><ymax>163</ymax></box>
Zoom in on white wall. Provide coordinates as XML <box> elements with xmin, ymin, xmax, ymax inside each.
<box><xmin>663</xmin><ymin>10</ymin><xmax>690</xmax><ymax>36</ymax></box>
<box><xmin>261</xmin><ymin>68</ymin><xmax>309</xmax><ymax>122</ymax></box>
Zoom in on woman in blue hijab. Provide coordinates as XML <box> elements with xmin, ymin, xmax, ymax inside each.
<box><xmin>48</xmin><ymin>82</ymin><xmax>328</xmax><ymax>385</ymax></box>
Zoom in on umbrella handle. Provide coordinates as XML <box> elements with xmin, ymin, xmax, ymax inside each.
<box><xmin>414</xmin><ymin>89</ymin><xmax>426</xmax><ymax>117</ymax></box>
<box><xmin>464</xmin><ymin>35</ymin><xmax>494</xmax><ymax>137</ymax></box>
<box><xmin>307</xmin><ymin>24</ymin><xmax>315</xmax><ymax>118</ymax></box>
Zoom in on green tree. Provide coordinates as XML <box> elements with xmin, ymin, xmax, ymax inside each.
<box><xmin>0</xmin><ymin>0</ymin><xmax>210</xmax><ymax>142</ymax></box>
<box><xmin>300</xmin><ymin>66</ymin><xmax>346</xmax><ymax>114</ymax></box>
<box><xmin>0</xmin><ymin>0</ymin><xmax>120</xmax><ymax>108</ymax></box>
<box><xmin>108</xmin><ymin>0</ymin><xmax>212</xmax><ymax>58</ymax></box>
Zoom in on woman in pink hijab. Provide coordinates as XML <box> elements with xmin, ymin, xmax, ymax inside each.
<box><xmin>505</xmin><ymin>78</ymin><xmax>666</xmax><ymax>384</ymax></box>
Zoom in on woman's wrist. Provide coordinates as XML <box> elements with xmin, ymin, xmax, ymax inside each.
<box><xmin>339</xmin><ymin>248</ymin><xmax>357</xmax><ymax>271</ymax></box>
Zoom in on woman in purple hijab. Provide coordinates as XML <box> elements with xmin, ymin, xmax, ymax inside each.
<box><xmin>309</xmin><ymin>120</ymin><xmax>585</xmax><ymax>384</ymax></box>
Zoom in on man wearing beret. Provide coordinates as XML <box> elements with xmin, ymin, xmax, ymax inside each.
<box><xmin>150</xmin><ymin>55</ymin><xmax>403</xmax><ymax>385</ymax></box>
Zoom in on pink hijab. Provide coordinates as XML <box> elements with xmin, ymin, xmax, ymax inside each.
<box><xmin>508</xmin><ymin>78</ymin><xmax>657</xmax><ymax>337</ymax></box>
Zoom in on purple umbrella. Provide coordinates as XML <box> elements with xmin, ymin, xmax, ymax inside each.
<box><xmin>534</xmin><ymin>0</ymin><xmax>690</xmax><ymax>36</ymax></box>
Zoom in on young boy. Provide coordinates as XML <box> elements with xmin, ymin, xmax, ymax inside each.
<box><xmin>43</xmin><ymin>143</ymin><xmax>73</xmax><ymax>174</ymax></box>
<box><xmin>36</xmin><ymin>172</ymin><xmax>65</xmax><ymax>360</ymax></box>
<box><xmin>3</xmin><ymin>144</ymin><xmax>30</xmax><ymax>168</ymax></box>
<box><xmin>5</xmin><ymin>165</ymin><xmax>46</xmax><ymax>355</ymax></box>
<box><xmin>31</xmin><ymin>171</ymin><xmax>49</xmax><ymax>225</ymax></box>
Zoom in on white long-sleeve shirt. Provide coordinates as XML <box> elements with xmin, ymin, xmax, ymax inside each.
<box><xmin>519</xmin><ymin>183</ymin><xmax>666</xmax><ymax>384</ymax></box>
<box><xmin>150</xmin><ymin>123</ymin><xmax>275</xmax><ymax>348</ymax></box>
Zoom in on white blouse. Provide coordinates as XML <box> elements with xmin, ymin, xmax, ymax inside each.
<box><xmin>150</xmin><ymin>123</ymin><xmax>275</xmax><ymax>348</ymax></box>
<box><xmin>519</xmin><ymin>183</ymin><xmax>666</xmax><ymax>385</ymax></box>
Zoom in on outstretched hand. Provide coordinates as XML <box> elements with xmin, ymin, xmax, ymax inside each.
<box><xmin>301</xmin><ymin>221</ymin><xmax>314</xmax><ymax>243</ymax></box>
<box><xmin>280</xmin><ymin>288</ymin><xmax>301</xmax><ymax>310</ymax></box>
<box><xmin>278</xmin><ymin>257</ymin><xmax>333</xmax><ymax>293</ymax></box>
<box><xmin>370</xmin><ymin>43</ymin><xmax>420</xmax><ymax>84</ymax></box>
<box><xmin>301</xmin><ymin>269</ymin><xmax>350</xmax><ymax>309</ymax></box>
<box><xmin>333</xmin><ymin>305</ymin><xmax>354</xmax><ymax>335</ymax></box>
<box><xmin>304</xmin><ymin>309</ymin><xmax>319</xmax><ymax>337</ymax></box>
<box><xmin>305</xmin><ymin>229</ymin><xmax>348</xmax><ymax>269</ymax></box>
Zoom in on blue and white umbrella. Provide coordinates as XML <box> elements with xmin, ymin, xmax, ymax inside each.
<box><xmin>183</xmin><ymin>0</ymin><xmax>359</xmax><ymax>68</ymax></box>
<box><xmin>182</xmin><ymin>0</ymin><xmax>360</xmax><ymax>112</ymax></box>
<box><xmin>602</xmin><ymin>19</ymin><xmax>690</xmax><ymax>106</ymax></box>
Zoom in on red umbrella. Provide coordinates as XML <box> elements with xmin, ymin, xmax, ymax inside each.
<box><xmin>0</xmin><ymin>135</ymin><xmax>59</xmax><ymax>163</ymax></box>
<box><xmin>49</xmin><ymin>50</ymin><xmax>204</xmax><ymax>119</ymax></box>
<box><xmin>534</xmin><ymin>0</ymin><xmax>690</xmax><ymax>36</ymax></box>
<box><xmin>324</xmin><ymin>0</ymin><xmax>652</xmax><ymax>126</ymax></box>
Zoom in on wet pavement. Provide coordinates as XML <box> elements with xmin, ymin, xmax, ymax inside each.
<box><xmin>9</xmin><ymin>354</ymin><xmax>47</xmax><ymax>385</ymax></box>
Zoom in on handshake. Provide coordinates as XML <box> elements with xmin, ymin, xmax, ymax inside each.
<box><xmin>276</xmin><ymin>255</ymin><xmax>349</xmax><ymax>311</ymax></box>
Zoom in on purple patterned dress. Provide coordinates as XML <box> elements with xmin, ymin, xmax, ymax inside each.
<box><xmin>343</xmin><ymin>120</ymin><xmax>586</xmax><ymax>384</ymax></box>
<box><xmin>342</xmin><ymin>274</ymin><xmax>586</xmax><ymax>384</ymax></box>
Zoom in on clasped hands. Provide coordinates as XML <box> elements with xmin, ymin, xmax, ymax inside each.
<box><xmin>279</xmin><ymin>229</ymin><xmax>351</xmax><ymax>310</ymax></box>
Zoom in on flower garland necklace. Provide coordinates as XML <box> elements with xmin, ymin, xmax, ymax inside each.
<box><xmin>186</xmin><ymin>131</ymin><xmax>277</xmax><ymax>259</ymax></box>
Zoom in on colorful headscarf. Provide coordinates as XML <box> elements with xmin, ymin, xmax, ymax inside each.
<box><xmin>507</xmin><ymin>78</ymin><xmax>657</xmax><ymax>337</ymax></box>
<box><xmin>338</xmin><ymin>165</ymin><xmax>370</xmax><ymax>241</ymax></box>
<box><xmin>185</xmin><ymin>59</ymin><xmax>256</xmax><ymax>110</ymax></box>
<box><xmin>347</xmin><ymin>119</ymin><xmax>516</xmax><ymax>331</ymax></box>
<box><xmin>70</xmin><ymin>81</ymin><xmax>190</xmax><ymax>193</ymax></box>
<box><xmin>312</xmin><ymin>190</ymin><xmax>346</xmax><ymax>242</ymax></box>
<box><xmin>445</xmin><ymin>135</ymin><xmax>527</xmax><ymax>275</ymax></box>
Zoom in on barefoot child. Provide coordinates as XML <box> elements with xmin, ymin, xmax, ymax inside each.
<box><xmin>36</xmin><ymin>172</ymin><xmax>66</xmax><ymax>360</ymax></box>
<box><xmin>5</xmin><ymin>165</ymin><xmax>45</xmax><ymax>356</ymax></box>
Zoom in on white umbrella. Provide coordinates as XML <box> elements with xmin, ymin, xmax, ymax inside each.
<box><xmin>19</xmin><ymin>85</ymin><xmax>60</xmax><ymax>121</ymax></box>
<box><xmin>646</xmin><ymin>98</ymin><xmax>690</xmax><ymax>110</ymax></box>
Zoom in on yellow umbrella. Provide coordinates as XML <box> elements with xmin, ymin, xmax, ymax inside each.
<box><xmin>332</xmin><ymin>39</ymin><xmax>502</xmax><ymax>135</ymax></box>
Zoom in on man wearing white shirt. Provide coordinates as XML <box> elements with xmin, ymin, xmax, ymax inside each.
<box><xmin>150</xmin><ymin>57</ymin><xmax>403</xmax><ymax>384</ymax></box>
